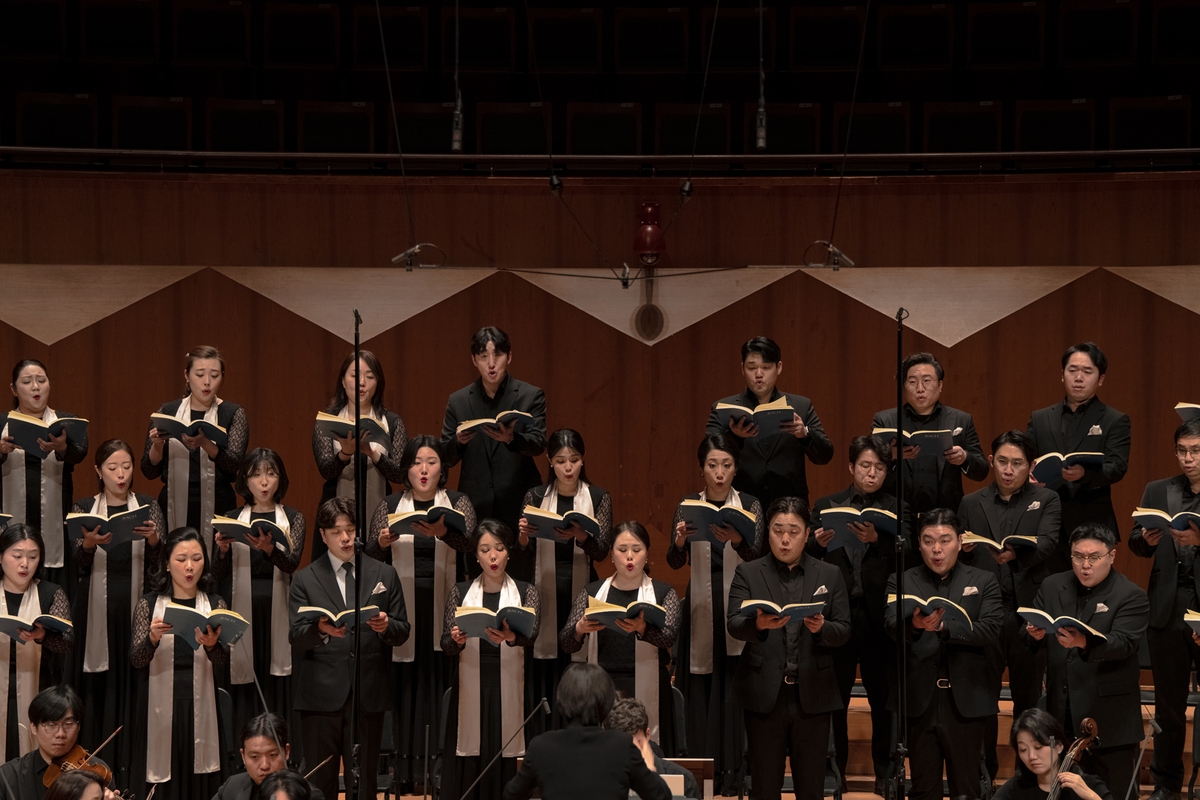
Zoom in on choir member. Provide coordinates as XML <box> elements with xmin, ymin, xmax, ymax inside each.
<box><xmin>310</xmin><ymin>351</ymin><xmax>406</xmax><ymax>562</ymax></box>
<box><xmin>872</xmin><ymin>352</ymin><xmax>988</xmax><ymax>534</ymax></box>
<box><xmin>70</xmin><ymin>439</ymin><xmax>164</xmax><ymax>785</ymax></box>
<box><xmin>288</xmin><ymin>497</ymin><xmax>408</xmax><ymax>800</ymax></box>
<box><xmin>706</xmin><ymin>336</ymin><xmax>833</xmax><ymax>508</ymax></box>
<box><xmin>0</xmin><ymin>685</ymin><xmax>109</xmax><ymax>800</ymax></box>
<box><xmin>727</xmin><ymin>496</ymin><xmax>851</xmax><ymax>800</ymax></box>
<box><xmin>502</xmin><ymin>664</ymin><xmax>671</xmax><ymax>800</ymax></box>
<box><xmin>1128</xmin><ymin>418</ymin><xmax>1200</xmax><ymax>800</ymax></box>
<box><xmin>142</xmin><ymin>346</ymin><xmax>249</xmax><ymax>551</ymax></box>
<box><xmin>1</xmin><ymin>359</ymin><xmax>88</xmax><ymax>595</ymax></box>
<box><xmin>885</xmin><ymin>508</ymin><xmax>1003</xmax><ymax>800</ymax></box>
<box><xmin>517</xmin><ymin>428</ymin><xmax>612</xmax><ymax>730</ymax></box>
<box><xmin>1026</xmin><ymin>342</ymin><xmax>1131</xmax><ymax>571</ymax></box>
<box><xmin>995</xmin><ymin>709</ymin><xmax>1114</xmax><ymax>800</ymax></box>
<box><xmin>1024</xmin><ymin>523</ymin><xmax>1149</xmax><ymax>798</ymax></box>
<box><xmin>129</xmin><ymin>526</ymin><xmax>229</xmax><ymax>800</ymax></box>
<box><xmin>364</xmin><ymin>435</ymin><xmax>475</xmax><ymax>793</ymax></box>
<box><xmin>603</xmin><ymin>695</ymin><xmax>702</xmax><ymax>800</ymax></box>
<box><xmin>211</xmin><ymin>449</ymin><xmax>305</xmax><ymax>741</ymax></box>
<box><xmin>441</xmin><ymin>519</ymin><xmax>540</xmax><ymax>800</ymax></box>
<box><xmin>440</xmin><ymin>327</ymin><xmax>547</xmax><ymax>577</ymax></box>
<box><xmin>666</xmin><ymin>433</ymin><xmax>764</xmax><ymax>792</ymax></box>
<box><xmin>561</xmin><ymin>521</ymin><xmax>680</xmax><ymax>755</ymax></box>
<box><xmin>211</xmin><ymin>713</ymin><xmax>325</xmax><ymax>800</ymax></box>
<box><xmin>808</xmin><ymin>435</ymin><xmax>904</xmax><ymax>793</ymax></box>
<box><xmin>958</xmin><ymin>430</ymin><xmax>1061</xmax><ymax>779</ymax></box>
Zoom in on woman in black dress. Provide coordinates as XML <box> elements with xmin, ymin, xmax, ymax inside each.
<box><xmin>211</xmin><ymin>448</ymin><xmax>305</xmax><ymax>743</ymax></box>
<box><xmin>130</xmin><ymin>526</ymin><xmax>229</xmax><ymax>800</ymax></box>
<box><xmin>71</xmin><ymin>438</ymin><xmax>164</xmax><ymax>785</ymax></box>
<box><xmin>560</xmin><ymin>520</ymin><xmax>680</xmax><ymax>755</ymax></box>
<box><xmin>1</xmin><ymin>359</ymin><xmax>88</xmax><ymax>596</ymax></box>
<box><xmin>517</xmin><ymin>429</ymin><xmax>613</xmax><ymax>730</ymax></box>
<box><xmin>995</xmin><ymin>709</ymin><xmax>1112</xmax><ymax>800</ymax></box>
<box><xmin>142</xmin><ymin>346</ymin><xmax>249</xmax><ymax>553</ymax></box>
<box><xmin>666</xmin><ymin>433</ymin><xmax>763</xmax><ymax>784</ymax></box>
<box><xmin>365</xmin><ymin>434</ymin><xmax>475</xmax><ymax>794</ymax></box>
<box><xmin>441</xmin><ymin>519</ymin><xmax>540</xmax><ymax>800</ymax></box>
<box><xmin>311</xmin><ymin>351</ymin><xmax>407</xmax><ymax>562</ymax></box>
<box><xmin>0</xmin><ymin>523</ymin><xmax>73</xmax><ymax>761</ymax></box>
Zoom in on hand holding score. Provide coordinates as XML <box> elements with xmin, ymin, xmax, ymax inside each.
<box><xmin>195</xmin><ymin>624</ymin><xmax>221</xmax><ymax>648</ymax></box>
<box><xmin>803</xmin><ymin>613</ymin><xmax>825</xmax><ymax>634</ymax></box>
<box><xmin>813</xmin><ymin>527</ymin><xmax>835</xmax><ymax>547</ymax></box>
<box><xmin>943</xmin><ymin>445</ymin><xmax>967</xmax><ymax>466</ymax></box>
<box><xmin>1061</xmin><ymin>464</ymin><xmax>1086</xmax><ymax>482</ymax></box>
<box><xmin>18</xmin><ymin>623</ymin><xmax>45</xmax><ymax>643</ymax></box>
<box><xmin>1172</xmin><ymin>521</ymin><xmax>1200</xmax><ymax>548</ymax></box>
<box><xmin>318</xmin><ymin>616</ymin><xmax>346</xmax><ymax>638</ymax></box>
<box><xmin>1055</xmin><ymin>626</ymin><xmax>1088</xmax><ymax>650</ymax></box>
<box><xmin>729</xmin><ymin>416</ymin><xmax>759</xmax><ymax>439</ymax></box>
<box><xmin>913</xmin><ymin>607</ymin><xmax>944</xmax><ymax>632</ymax></box>
<box><xmin>755</xmin><ymin>609</ymin><xmax>788</xmax><ymax>631</ymax></box>
<box><xmin>1142</xmin><ymin>527</ymin><xmax>1165</xmax><ymax>547</ymax></box>
<box><xmin>366</xmin><ymin>611</ymin><xmax>389</xmax><ymax>633</ymax></box>
<box><xmin>485</xmin><ymin>619</ymin><xmax>516</xmax><ymax>645</ymax></box>
<box><xmin>481</xmin><ymin>420</ymin><xmax>515</xmax><ymax>444</ymax></box>
<box><xmin>778</xmin><ymin>413</ymin><xmax>808</xmax><ymax>439</ymax></box>
<box><xmin>39</xmin><ymin>429</ymin><xmax>67</xmax><ymax>455</ymax></box>
<box><xmin>615</xmin><ymin>611</ymin><xmax>647</xmax><ymax>636</ymax></box>
<box><xmin>82</xmin><ymin>525</ymin><xmax>113</xmax><ymax>551</ymax></box>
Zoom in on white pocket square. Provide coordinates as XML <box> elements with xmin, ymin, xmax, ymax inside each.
<box><xmin>953</xmin><ymin>427</ymin><xmax>963</xmax><ymax>436</ymax></box>
<box><xmin>813</xmin><ymin>585</ymin><xmax>828</xmax><ymax>596</ymax></box>
<box><xmin>371</xmin><ymin>581</ymin><xmax>387</xmax><ymax>595</ymax></box>
<box><xmin>1027</xmin><ymin>500</ymin><xmax>1041</xmax><ymax>511</ymax></box>
<box><xmin>1095</xmin><ymin>603</ymin><xmax>1109</xmax><ymax>613</ymax></box>
<box><xmin>962</xmin><ymin>586</ymin><xmax>979</xmax><ymax>597</ymax></box>
<box><xmin>1088</xmin><ymin>425</ymin><xmax>1103</xmax><ymax>436</ymax></box>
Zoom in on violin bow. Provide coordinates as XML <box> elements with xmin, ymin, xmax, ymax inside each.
<box><xmin>84</xmin><ymin>725</ymin><xmax>123</xmax><ymax>766</ymax></box>
<box><xmin>304</xmin><ymin>755</ymin><xmax>334</xmax><ymax>780</ymax></box>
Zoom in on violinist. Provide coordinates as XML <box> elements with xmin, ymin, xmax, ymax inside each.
<box><xmin>0</xmin><ymin>685</ymin><xmax>110</xmax><ymax>800</ymax></box>
<box><xmin>995</xmin><ymin>709</ymin><xmax>1113</xmax><ymax>800</ymax></box>
<box><xmin>210</xmin><ymin>714</ymin><xmax>324</xmax><ymax>800</ymax></box>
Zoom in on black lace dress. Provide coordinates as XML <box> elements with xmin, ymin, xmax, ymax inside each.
<box><xmin>1</xmin><ymin>582</ymin><xmax>73</xmax><ymax>761</ymax></box>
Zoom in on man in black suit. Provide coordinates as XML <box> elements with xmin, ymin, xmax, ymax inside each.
<box><xmin>289</xmin><ymin>496</ymin><xmax>409</xmax><ymax>800</ymax></box>
<box><xmin>727</xmin><ymin>496</ymin><xmax>852</xmax><ymax>800</ymax></box>
<box><xmin>1128</xmin><ymin>419</ymin><xmax>1200</xmax><ymax>800</ymax></box>
<box><xmin>1026</xmin><ymin>342</ymin><xmax>1131</xmax><ymax>572</ymax></box>
<box><xmin>441</xmin><ymin>326</ymin><xmax>546</xmax><ymax>577</ymax></box>
<box><xmin>885</xmin><ymin>508</ymin><xmax>1003</xmax><ymax>800</ymax></box>
<box><xmin>957</xmin><ymin>429</ymin><xmax>1062</xmax><ymax>779</ymax></box>
<box><xmin>0</xmin><ymin>685</ymin><xmax>110</xmax><ymax>800</ymax></box>
<box><xmin>872</xmin><ymin>352</ymin><xmax>989</xmax><ymax>533</ymax></box>
<box><xmin>1024</xmin><ymin>523</ymin><xmax>1149</xmax><ymax>798</ymax></box>
<box><xmin>706</xmin><ymin>336</ymin><xmax>834</xmax><ymax>507</ymax></box>
<box><xmin>808</xmin><ymin>434</ymin><xmax>904</xmax><ymax>794</ymax></box>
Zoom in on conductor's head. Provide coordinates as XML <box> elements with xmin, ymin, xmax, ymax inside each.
<box><xmin>555</xmin><ymin>663</ymin><xmax>615</xmax><ymax>726</ymax></box>
<box><xmin>258</xmin><ymin>770</ymin><xmax>311</xmax><ymax>800</ymax></box>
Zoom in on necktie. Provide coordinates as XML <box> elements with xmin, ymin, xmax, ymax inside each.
<box><xmin>342</xmin><ymin>561</ymin><xmax>355</xmax><ymax>610</ymax></box>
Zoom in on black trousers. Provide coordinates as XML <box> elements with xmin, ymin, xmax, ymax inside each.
<box><xmin>908</xmin><ymin>685</ymin><xmax>986</xmax><ymax>800</ymax></box>
<box><xmin>1149</xmin><ymin>588</ymin><xmax>1200</xmax><ymax>791</ymax></box>
<box><xmin>832</xmin><ymin>600</ymin><xmax>893</xmax><ymax>781</ymax></box>
<box><xmin>300</xmin><ymin>695</ymin><xmax>385</xmax><ymax>800</ymax></box>
<box><xmin>984</xmin><ymin>613</ymin><xmax>1046</xmax><ymax>778</ymax></box>
<box><xmin>1083</xmin><ymin>743</ymin><xmax>1139</xmax><ymax>800</ymax></box>
<box><xmin>744</xmin><ymin>683</ymin><xmax>831</xmax><ymax>800</ymax></box>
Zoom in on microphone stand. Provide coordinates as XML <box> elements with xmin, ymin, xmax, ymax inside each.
<box><xmin>457</xmin><ymin>698</ymin><xmax>550</xmax><ymax>800</ymax></box>
<box><xmin>1124</xmin><ymin>711</ymin><xmax>1161</xmax><ymax>800</ymax></box>
<box><xmin>351</xmin><ymin>308</ymin><xmax>365</xmax><ymax>800</ymax></box>
<box><xmin>891</xmin><ymin>307</ymin><xmax>911</xmax><ymax>800</ymax></box>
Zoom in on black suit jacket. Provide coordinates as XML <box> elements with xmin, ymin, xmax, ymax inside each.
<box><xmin>873</xmin><ymin>403</ymin><xmax>990</xmax><ymax>516</ymax></box>
<box><xmin>808</xmin><ymin>485</ymin><xmax>905</xmax><ymax>630</ymax></box>
<box><xmin>441</xmin><ymin>375</ymin><xmax>546</xmax><ymax>528</ymax></box>
<box><xmin>288</xmin><ymin>554</ymin><xmax>410</xmax><ymax>712</ymax></box>
<box><xmin>726</xmin><ymin>553</ymin><xmax>851</xmax><ymax>715</ymax></box>
<box><xmin>958</xmin><ymin>484</ymin><xmax>1062</xmax><ymax>610</ymax></box>
<box><xmin>706</xmin><ymin>388</ymin><xmax>834</xmax><ymax>504</ymax></box>
<box><xmin>1128</xmin><ymin>475</ymin><xmax>1200</xmax><ymax>630</ymax></box>
<box><xmin>1025</xmin><ymin>569</ymin><xmax>1149</xmax><ymax>748</ymax></box>
<box><xmin>0</xmin><ymin>751</ymin><xmax>109</xmax><ymax>800</ymax></box>
<box><xmin>1026</xmin><ymin>398</ymin><xmax>1131</xmax><ymax>549</ymax></box>
<box><xmin>211</xmin><ymin>772</ymin><xmax>326</xmax><ymax>800</ymax></box>
<box><xmin>884</xmin><ymin>562</ymin><xmax>1003</xmax><ymax>719</ymax></box>
<box><xmin>502</xmin><ymin>725</ymin><xmax>671</xmax><ymax>800</ymax></box>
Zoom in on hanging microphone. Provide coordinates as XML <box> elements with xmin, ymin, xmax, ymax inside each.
<box><xmin>755</xmin><ymin>99</ymin><xmax>767</xmax><ymax>151</ymax></box>
<box><xmin>451</xmin><ymin>96</ymin><xmax>463</xmax><ymax>153</ymax></box>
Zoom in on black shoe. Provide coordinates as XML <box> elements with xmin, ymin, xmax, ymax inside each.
<box><xmin>1149</xmin><ymin>788</ymin><xmax>1181</xmax><ymax>800</ymax></box>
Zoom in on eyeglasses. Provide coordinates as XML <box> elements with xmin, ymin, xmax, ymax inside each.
<box><xmin>37</xmin><ymin>718</ymin><xmax>79</xmax><ymax>734</ymax></box>
<box><xmin>1069</xmin><ymin>552</ymin><xmax>1112</xmax><ymax>566</ymax></box>
<box><xmin>905</xmin><ymin>377</ymin><xmax>939</xmax><ymax>389</ymax></box>
<box><xmin>1176</xmin><ymin>447</ymin><xmax>1200</xmax><ymax>459</ymax></box>
<box><xmin>993</xmin><ymin>457</ymin><xmax>1029</xmax><ymax>470</ymax></box>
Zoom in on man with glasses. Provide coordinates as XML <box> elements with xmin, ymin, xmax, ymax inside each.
<box><xmin>958</xmin><ymin>430</ymin><xmax>1062</xmax><ymax>780</ymax></box>
<box><xmin>1024</xmin><ymin>523</ymin><xmax>1149</xmax><ymax>799</ymax></box>
<box><xmin>872</xmin><ymin>353</ymin><xmax>988</xmax><ymax>539</ymax></box>
<box><xmin>1128</xmin><ymin>419</ymin><xmax>1200</xmax><ymax>800</ymax></box>
<box><xmin>0</xmin><ymin>684</ymin><xmax>111</xmax><ymax>800</ymax></box>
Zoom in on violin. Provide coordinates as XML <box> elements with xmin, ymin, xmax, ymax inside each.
<box><xmin>1047</xmin><ymin>717</ymin><xmax>1099</xmax><ymax>800</ymax></box>
<box><xmin>43</xmin><ymin>726</ymin><xmax>120</xmax><ymax>788</ymax></box>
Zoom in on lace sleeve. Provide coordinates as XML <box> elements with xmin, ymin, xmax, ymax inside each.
<box><xmin>130</xmin><ymin>598</ymin><xmax>157</xmax><ymax>668</ymax></box>
<box><xmin>375</xmin><ymin>415</ymin><xmax>408</xmax><ymax>485</ymax></box>
<box><xmin>71</xmin><ymin>501</ymin><xmax>96</xmax><ymax>572</ymax></box>
<box><xmin>269</xmin><ymin>510</ymin><xmax>304</xmax><ymax>574</ymax></box>
<box><xmin>205</xmin><ymin>594</ymin><xmax>231</xmax><ymax>665</ymax></box>
<box><xmin>364</xmin><ymin>498</ymin><xmax>391</xmax><ymax>562</ymax></box>
<box><xmin>441</xmin><ymin>583</ymin><xmax>465</xmax><ymax>655</ymax></box>
<box><xmin>312</xmin><ymin>422</ymin><xmax>345</xmax><ymax>482</ymax></box>
<box><xmin>441</xmin><ymin>495</ymin><xmax>474</xmax><ymax>554</ymax></box>
<box><xmin>211</xmin><ymin>536</ymin><xmax>232</xmax><ymax>579</ymax></box>
<box><xmin>558</xmin><ymin>588</ymin><xmax>589</xmax><ymax>654</ymax></box>
<box><xmin>214</xmin><ymin>406</ymin><xmax>249</xmax><ymax>476</ymax></box>
<box><xmin>141</xmin><ymin>420</ymin><xmax>163</xmax><ymax>479</ymax></box>
<box><xmin>580</xmin><ymin>489</ymin><xmax>612</xmax><ymax>562</ymax></box>
<box><xmin>665</xmin><ymin>503</ymin><xmax>689</xmax><ymax>570</ymax></box>
<box><xmin>734</xmin><ymin>499</ymin><xmax>764</xmax><ymax>562</ymax></box>
<box><xmin>518</xmin><ymin>489</ymin><xmax>536</xmax><ymax>553</ymax></box>
<box><xmin>640</xmin><ymin>587</ymin><xmax>679</xmax><ymax>652</ymax></box>
<box><xmin>510</xmin><ymin>583</ymin><xmax>540</xmax><ymax>649</ymax></box>
<box><xmin>41</xmin><ymin>587</ymin><xmax>74</xmax><ymax>654</ymax></box>
<box><xmin>61</xmin><ymin>416</ymin><xmax>88</xmax><ymax>466</ymax></box>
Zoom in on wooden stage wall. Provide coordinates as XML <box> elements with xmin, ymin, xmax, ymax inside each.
<box><xmin>2</xmin><ymin>169</ymin><xmax>1199</xmax><ymax>595</ymax></box>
